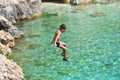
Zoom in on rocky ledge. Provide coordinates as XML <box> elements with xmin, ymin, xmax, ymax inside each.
<box><xmin>0</xmin><ymin>54</ymin><xmax>24</xmax><ymax>80</ymax></box>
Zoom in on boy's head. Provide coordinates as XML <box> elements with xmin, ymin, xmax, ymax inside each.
<box><xmin>59</xmin><ymin>24</ymin><xmax>66</xmax><ymax>32</ymax></box>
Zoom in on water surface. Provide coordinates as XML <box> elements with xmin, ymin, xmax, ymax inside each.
<box><xmin>14</xmin><ymin>3</ymin><xmax>120</xmax><ymax>80</ymax></box>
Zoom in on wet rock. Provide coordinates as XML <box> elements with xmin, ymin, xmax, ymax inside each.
<box><xmin>0</xmin><ymin>54</ymin><xmax>24</xmax><ymax>80</ymax></box>
<box><xmin>71</xmin><ymin>0</ymin><xmax>92</xmax><ymax>5</ymax></box>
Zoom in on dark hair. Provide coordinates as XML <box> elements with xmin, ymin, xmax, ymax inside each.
<box><xmin>59</xmin><ymin>24</ymin><xmax>66</xmax><ymax>30</ymax></box>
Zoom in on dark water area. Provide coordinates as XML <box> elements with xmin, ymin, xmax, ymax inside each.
<box><xmin>13</xmin><ymin>3</ymin><xmax>120</xmax><ymax>80</ymax></box>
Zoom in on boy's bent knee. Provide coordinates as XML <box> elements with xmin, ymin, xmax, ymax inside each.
<box><xmin>63</xmin><ymin>48</ymin><xmax>67</xmax><ymax>51</ymax></box>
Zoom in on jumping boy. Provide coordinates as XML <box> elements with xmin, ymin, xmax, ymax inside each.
<box><xmin>50</xmin><ymin>24</ymin><xmax>69</xmax><ymax>62</ymax></box>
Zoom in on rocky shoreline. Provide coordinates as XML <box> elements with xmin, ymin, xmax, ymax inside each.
<box><xmin>0</xmin><ymin>16</ymin><xmax>24</xmax><ymax>80</ymax></box>
<box><xmin>0</xmin><ymin>0</ymin><xmax>42</xmax><ymax>80</ymax></box>
<box><xmin>0</xmin><ymin>54</ymin><xmax>24</xmax><ymax>80</ymax></box>
<box><xmin>0</xmin><ymin>0</ymin><xmax>119</xmax><ymax>79</ymax></box>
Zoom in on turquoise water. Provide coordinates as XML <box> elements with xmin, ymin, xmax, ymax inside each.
<box><xmin>13</xmin><ymin>3</ymin><xmax>120</xmax><ymax>80</ymax></box>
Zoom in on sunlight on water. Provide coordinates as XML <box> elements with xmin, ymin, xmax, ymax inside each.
<box><xmin>13</xmin><ymin>3</ymin><xmax>120</xmax><ymax>80</ymax></box>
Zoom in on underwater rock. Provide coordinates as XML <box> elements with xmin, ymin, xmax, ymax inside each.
<box><xmin>46</xmin><ymin>13</ymin><xmax>59</xmax><ymax>17</ymax></box>
<box><xmin>90</xmin><ymin>12</ymin><xmax>105</xmax><ymax>17</ymax></box>
<box><xmin>104</xmin><ymin>63</ymin><xmax>114</xmax><ymax>66</ymax></box>
<box><xmin>28</xmin><ymin>44</ymin><xmax>37</xmax><ymax>49</ymax></box>
<box><xmin>0</xmin><ymin>0</ymin><xmax>42</xmax><ymax>23</ymax></box>
<box><xmin>0</xmin><ymin>54</ymin><xmax>24</xmax><ymax>80</ymax></box>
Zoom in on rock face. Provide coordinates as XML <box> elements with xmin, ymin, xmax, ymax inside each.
<box><xmin>0</xmin><ymin>16</ymin><xmax>24</xmax><ymax>38</ymax></box>
<box><xmin>0</xmin><ymin>0</ymin><xmax>42</xmax><ymax>23</ymax></box>
<box><xmin>0</xmin><ymin>30</ymin><xmax>13</xmax><ymax>55</ymax></box>
<box><xmin>0</xmin><ymin>16</ymin><xmax>23</xmax><ymax>55</ymax></box>
<box><xmin>0</xmin><ymin>54</ymin><xmax>24</xmax><ymax>80</ymax></box>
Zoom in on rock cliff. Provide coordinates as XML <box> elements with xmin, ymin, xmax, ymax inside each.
<box><xmin>0</xmin><ymin>16</ymin><xmax>24</xmax><ymax>80</ymax></box>
<box><xmin>0</xmin><ymin>16</ymin><xmax>24</xmax><ymax>55</ymax></box>
<box><xmin>0</xmin><ymin>0</ymin><xmax>42</xmax><ymax>23</ymax></box>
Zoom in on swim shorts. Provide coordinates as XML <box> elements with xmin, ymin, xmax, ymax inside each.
<box><xmin>56</xmin><ymin>42</ymin><xmax>60</xmax><ymax>47</ymax></box>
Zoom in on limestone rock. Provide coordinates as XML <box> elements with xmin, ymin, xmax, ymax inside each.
<box><xmin>0</xmin><ymin>16</ymin><xmax>24</xmax><ymax>39</ymax></box>
<box><xmin>0</xmin><ymin>54</ymin><xmax>24</xmax><ymax>80</ymax></box>
<box><xmin>0</xmin><ymin>16</ymin><xmax>24</xmax><ymax>55</ymax></box>
<box><xmin>0</xmin><ymin>30</ymin><xmax>13</xmax><ymax>55</ymax></box>
<box><xmin>0</xmin><ymin>0</ymin><xmax>42</xmax><ymax>23</ymax></box>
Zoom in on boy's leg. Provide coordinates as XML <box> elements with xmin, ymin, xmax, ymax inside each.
<box><xmin>60</xmin><ymin>41</ymin><xmax>66</xmax><ymax>47</ymax></box>
<box><xmin>60</xmin><ymin>41</ymin><xmax>66</xmax><ymax>56</ymax></box>
<box><xmin>59</xmin><ymin>45</ymin><xmax>67</xmax><ymax>59</ymax></box>
<box><xmin>59</xmin><ymin>42</ymin><xmax>68</xmax><ymax>61</ymax></box>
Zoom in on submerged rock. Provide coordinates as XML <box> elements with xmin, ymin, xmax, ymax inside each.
<box><xmin>0</xmin><ymin>54</ymin><xmax>24</xmax><ymax>80</ymax></box>
<box><xmin>28</xmin><ymin>44</ymin><xmax>38</xmax><ymax>49</ymax></box>
<box><xmin>90</xmin><ymin>12</ymin><xmax>105</xmax><ymax>17</ymax></box>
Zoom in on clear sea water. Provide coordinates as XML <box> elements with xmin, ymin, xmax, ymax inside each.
<box><xmin>13</xmin><ymin>2</ymin><xmax>120</xmax><ymax>80</ymax></box>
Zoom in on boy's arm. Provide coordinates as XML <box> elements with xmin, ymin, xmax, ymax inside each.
<box><xmin>50</xmin><ymin>32</ymin><xmax>57</xmax><ymax>44</ymax></box>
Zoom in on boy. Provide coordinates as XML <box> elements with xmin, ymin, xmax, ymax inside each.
<box><xmin>50</xmin><ymin>24</ymin><xmax>69</xmax><ymax>62</ymax></box>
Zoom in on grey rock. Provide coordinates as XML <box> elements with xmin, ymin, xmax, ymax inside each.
<box><xmin>0</xmin><ymin>0</ymin><xmax>42</xmax><ymax>23</ymax></box>
<box><xmin>0</xmin><ymin>54</ymin><xmax>24</xmax><ymax>80</ymax></box>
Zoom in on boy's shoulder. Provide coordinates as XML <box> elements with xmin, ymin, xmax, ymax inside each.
<box><xmin>56</xmin><ymin>30</ymin><xmax>61</xmax><ymax>34</ymax></box>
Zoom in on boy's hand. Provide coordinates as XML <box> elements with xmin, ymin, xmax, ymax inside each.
<box><xmin>54</xmin><ymin>43</ymin><xmax>57</xmax><ymax>47</ymax></box>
